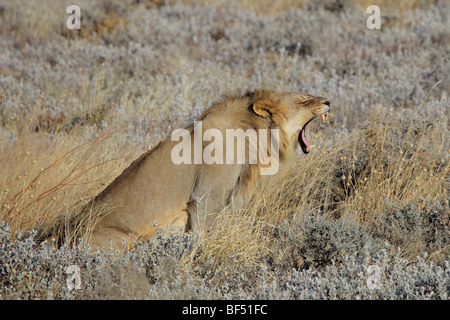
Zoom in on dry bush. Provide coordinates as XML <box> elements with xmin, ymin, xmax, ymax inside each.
<box><xmin>0</xmin><ymin>0</ymin><xmax>129</xmax><ymax>43</ymax></box>
<box><xmin>0</xmin><ymin>0</ymin><xmax>448</xmax><ymax>299</ymax></box>
<box><xmin>3</xmin><ymin>99</ymin><xmax>444</xmax><ymax>277</ymax></box>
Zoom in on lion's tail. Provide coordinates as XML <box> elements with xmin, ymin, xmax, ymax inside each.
<box><xmin>34</xmin><ymin>199</ymin><xmax>109</xmax><ymax>248</ymax></box>
<box><xmin>34</xmin><ymin>204</ymin><xmax>90</xmax><ymax>248</ymax></box>
<box><xmin>34</xmin><ymin>225</ymin><xmax>55</xmax><ymax>245</ymax></box>
<box><xmin>34</xmin><ymin>216</ymin><xmax>70</xmax><ymax>247</ymax></box>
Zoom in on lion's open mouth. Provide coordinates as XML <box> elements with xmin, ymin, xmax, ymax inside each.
<box><xmin>298</xmin><ymin>112</ymin><xmax>329</xmax><ymax>154</ymax></box>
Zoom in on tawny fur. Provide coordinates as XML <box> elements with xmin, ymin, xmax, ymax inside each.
<box><xmin>40</xmin><ymin>89</ymin><xmax>331</xmax><ymax>251</ymax></box>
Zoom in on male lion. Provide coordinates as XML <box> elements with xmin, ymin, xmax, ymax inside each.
<box><xmin>39</xmin><ymin>89</ymin><xmax>330</xmax><ymax>250</ymax></box>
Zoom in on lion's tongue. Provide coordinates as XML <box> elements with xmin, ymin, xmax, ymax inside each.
<box><xmin>299</xmin><ymin>127</ymin><xmax>310</xmax><ymax>154</ymax></box>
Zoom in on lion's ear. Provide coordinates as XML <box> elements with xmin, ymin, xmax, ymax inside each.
<box><xmin>253</xmin><ymin>100</ymin><xmax>277</xmax><ymax>118</ymax></box>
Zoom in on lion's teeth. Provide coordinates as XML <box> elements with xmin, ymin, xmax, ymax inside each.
<box><xmin>321</xmin><ymin>114</ymin><xmax>327</xmax><ymax>123</ymax></box>
<box><xmin>306</xmin><ymin>145</ymin><xmax>315</xmax><ymax>152</ymax></box>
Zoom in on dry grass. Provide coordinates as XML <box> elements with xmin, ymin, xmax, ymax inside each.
<box><xmin>351</xmin><ymin>0</ymin><xmax>437</xmax><ymax>11</ymax></box>
<box><xmin>178</xmin><ymin>105</ymin><xmax>448</xmax><ymax>276</ymax></box>
<box><xmin>0</xmin><ymin>0</ymin><xmax>448</xmax><ymax>299</ymax></box>
<box><xmin>1</xmin><ymin>85</ymin><xmax>447</xmax><ymax>276</ymax></box>
<box><xmin>179</xmin><ymin>0</ymin><xmax>438</xmax><ymax>14</ymax></box>
<box><xmin>0</xmin><ymin>125</ymin><xmax>134</xmax><ymax>238</ymax></box>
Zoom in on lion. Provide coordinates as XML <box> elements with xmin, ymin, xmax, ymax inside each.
<box><xmin>38</xmin><ymin>89</ymin><xmax>330</xmax><ymax>251</ymax></box>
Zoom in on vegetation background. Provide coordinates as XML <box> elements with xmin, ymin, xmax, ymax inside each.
<box><xmin>0</xmin><ymin>0</ymin><xmax>448</xmax><ymax>299</ymax></box>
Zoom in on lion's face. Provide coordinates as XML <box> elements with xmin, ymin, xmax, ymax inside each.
<box><xmin>252</xmin><ymin>90</ymin><xmax>331</xmax><ymax>154</ymax></box>
<box><xmin>280</xmin><ymin>92</ymin><xmax>331</xmax><ymax>154</ymax></box>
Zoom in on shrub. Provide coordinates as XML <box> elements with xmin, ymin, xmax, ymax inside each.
<box><xmin>0</xmin><ymin>0</ymin><xmax>448</xmax><ymax>299</ymax></box>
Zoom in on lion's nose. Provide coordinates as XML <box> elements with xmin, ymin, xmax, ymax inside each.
<box><xmin>323</xmin><ymin>100</ymin><xmax>331</xmax><ymax>107</ymax></box>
